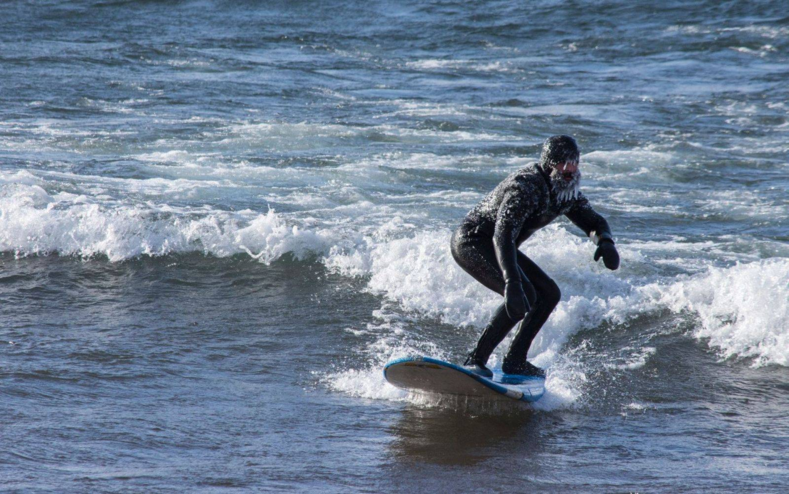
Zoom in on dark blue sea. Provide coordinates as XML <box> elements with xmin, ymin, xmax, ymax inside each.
<box><xmin>1</xmin><ymin>1</ymin><xmax>788</xmax><ymax>491</ymax></box>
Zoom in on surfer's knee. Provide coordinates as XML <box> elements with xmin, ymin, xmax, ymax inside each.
<box><xmin>522</xmin><ymin>278</ymin><xmax>537</xmax><ymax>307</ymax></box>
<box><xmin>542</xmin><ymin>280</ymin><xmax>561</xmax><ymax>309</ymax></box>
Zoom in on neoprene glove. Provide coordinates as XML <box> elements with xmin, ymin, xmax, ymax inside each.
<box><xmin>594</xmin><ymin>240</ymin><xmax>620</xmax><ymax>270</ymax></box>
<box><xmin>504</xmin><ymin>281</ymin><xmax>530</xmax><ymax>320</ymax></box>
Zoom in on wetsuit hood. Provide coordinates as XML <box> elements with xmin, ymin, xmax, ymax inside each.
<box><xmin>539</xmin><ymin>135</ymin><xmax>580</xmax><ymax>169</ymax></box>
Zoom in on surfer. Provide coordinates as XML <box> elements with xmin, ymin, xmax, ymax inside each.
<box><xmin>451</xmin><ymin>135</ymin><xmax>620</xmax><ymax>379</ymax></box>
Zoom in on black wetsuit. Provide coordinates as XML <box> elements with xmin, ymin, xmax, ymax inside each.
<box><xmin>451</xmin><ymin>162</ymin><xmax>614</xmax><ymax>372</ymax></box>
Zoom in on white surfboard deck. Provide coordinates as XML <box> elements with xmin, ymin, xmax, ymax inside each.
<box><xmin>384</xmin><ymin>356</ymin><xmax>545</xmax><ymax>403</ymax></box>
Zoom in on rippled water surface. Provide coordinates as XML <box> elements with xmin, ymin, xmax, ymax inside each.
<box><xmin>1</xmin><ymin>1</ymin><xmax>788</xmax><ymax>491</ymax></box>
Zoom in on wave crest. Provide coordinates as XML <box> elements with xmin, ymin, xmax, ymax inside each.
<box><xmin>646</xmin><ymin>259</ymin><xmax>789</xmax><ymax>367</ymax></box>
<box><xmin>0</xmin><ymin>173</ymin><xmax>331</xmax><ymax>262</ymax></box>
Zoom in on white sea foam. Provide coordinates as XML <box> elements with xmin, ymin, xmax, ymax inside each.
<box><xmin>136</xmin><ymin>150</ymin><xmax>196</xmax><ymax>164</ymax></box>
<box><xmin>583</xmin><ymin>148</ymin><xmax>675</xmax><ymax>167</ymax></box>
<box><xmin>325</xmin><ymin>306</ymin><xmax>584</xmax><ymax>411</ymax></box>
<box><xmin>582</xmin><ymin>147</ymin><xmax>677</xmax><ymax>182</ymax></box>
<box><xmin>324</xmin><ymin>309</ymin><xmax>445</xmax><ymax>404</ymax></box>
<box><xmin>324</xmin><ymin>219</ymin><xmax>789</xmax><ymax>408</ymax></box>
<box><xmin>499</xmin><ymin>104</ymin><xmax>612</xmax><ymax>121</ymax></box>
<box><xmin>3</xmin><ymin>161</ymin><xmax>788</xmax><ymax>415</ymax></box>
<box><xmin>348</xmin><ymin>152</ymin><xmax>494</xmax><ymax>172</ymax></box>
<box><xmin>697</xmin><ymin>190</ymin><xmax>789</xmax><ymax>222</ymax></box>
<box><xmin>382</xmin><ymin>99</ymin><xmax>474</xmax><ymax>119</ymax></box>
<box><xmin>0</xmin><ymin>172</ymin><xmax>333</xmax><ymax>262</ymax></box>
<box><xmin>642</xmin><ymin>259</ymin><xmax>789</xmax><ymax>367</ymax></box>
<box><xmin>324</xmin><ymin>223</ymin><xmax>642</xmax><ymax>409</ymax></box>
<box><xmin>605</xmin><ymin>346</ymin><xmax>657</xmax><ymax>370</ymax></box>
<box><xmin>719</xmin><ymin>25</ymin><xmax>789</xmax><ymax>39</ymax></box>
<box><xmin>223</xmin><ymin>121</ymin><xmax>511</xmax><ymax>150</ymax></box>
<box><xmin>666</xmin><ymin>24</ymin><xmax>789</xmax><ymax>40</ymax></box>
<box><xmin>405</xmin><ymin>59</ymin><xmax>517</xmax><ymax>73</ymax></box>
<box><xmin>731</xmin><ymin>45</ymin><xmax>777</xmax><ymax>57</ymax></box>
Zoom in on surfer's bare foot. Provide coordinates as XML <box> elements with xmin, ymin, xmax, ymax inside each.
<box><xmin>501</xmin><ymin>359</ymin><xmax>545</xmax><ymax>378</ymax></box>
<box><xmin>463</xmin><ymin>354</ymin><xmax>494</xmax><ymax>378</ymax></box>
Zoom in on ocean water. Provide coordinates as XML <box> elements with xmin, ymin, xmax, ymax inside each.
<box><xmin>1</xmin><ymin>0</ymin><xmax>788</xmax><ymax>491</ymax></box>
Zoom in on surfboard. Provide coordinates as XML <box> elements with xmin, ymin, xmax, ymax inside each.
<box><xmin>384</xmin><ymin>356</ymin><xmax>545</xmax><ymax>403</ymax></box>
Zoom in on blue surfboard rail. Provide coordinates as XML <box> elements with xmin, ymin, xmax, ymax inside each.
<box><xmin>384</xmin><ymin>356</ymin><xmax>545</xmax><ymax>403</ymax></box>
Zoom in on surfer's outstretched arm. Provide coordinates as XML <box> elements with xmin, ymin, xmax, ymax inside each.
<box><xmin>565</xmin><ymin>194</ymin><xmax>620</xmax><ymax>270</ymax></box>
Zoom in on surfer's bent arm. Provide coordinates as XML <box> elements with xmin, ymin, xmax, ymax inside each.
<box><xmin>566</xmin><ymin>193</ymin><xmax>620</xmax><ymax>270</ymax></box>
<box><xmin>565</xmin><ymin>193</ymin><xmax>613</xmax><ymax>245</ymax></box>
<box><xmin>492</xmin><ymin>188</ymin><xmax>532</xmax><ymax>283</ymax></box>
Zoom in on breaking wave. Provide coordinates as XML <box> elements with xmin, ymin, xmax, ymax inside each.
<box><xmin>0</xmin><ymin>171</ymin><xmax>333</xmax><ymax>262</ymax></box>
<box><xmin>3</xmin><ymin>169</ymin><xmax>787</xmax><ymax>410</ymax></box>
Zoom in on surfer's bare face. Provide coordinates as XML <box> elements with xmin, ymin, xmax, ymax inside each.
<box><xmin>548</xmin><ymin>160</ymin><xmax>581</xmax><ymax>202</ymax></box>
<box><xmin>554</xmin><ymin>161</ymin><xmax>579</xmax><ymax>182</ymax></box>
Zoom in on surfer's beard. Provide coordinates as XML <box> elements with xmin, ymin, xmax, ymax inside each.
<box><xmin>548</xmin><ymin>166</ymin><xmax>582</xmax><ymax>203</ymax></box>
